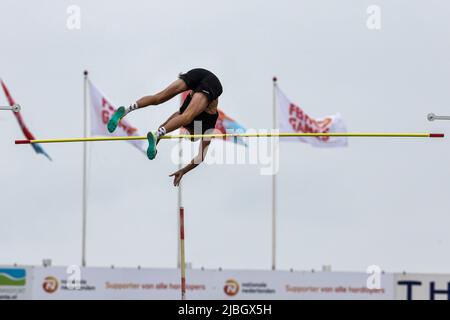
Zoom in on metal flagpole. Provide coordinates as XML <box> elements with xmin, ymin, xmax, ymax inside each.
<box><xmin>272</xmin><ymin>76</ymin><xmax>278</xmax><ymax>270</ymax></box>
<box><xmin>82</xmin><ymin>70</ymin><xmax>88</xmax><ymax>267</ymax></box>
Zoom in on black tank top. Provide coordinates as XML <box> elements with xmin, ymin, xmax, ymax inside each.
<box><xmin>179</xmin><ymin>93</ymin><xmax>219</xmax><ymax>134</ymax></box>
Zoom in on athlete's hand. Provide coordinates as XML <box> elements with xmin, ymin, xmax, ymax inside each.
<box><xmin>169</xmin><ymin>169</ymin><xmax>184</xmax><ymax>187</ymax></box>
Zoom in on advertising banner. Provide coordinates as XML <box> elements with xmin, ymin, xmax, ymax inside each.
<box><xmin>31</xmin><ymin>267</ymin><xmax>394</xmax><ymax>300</ymax></box>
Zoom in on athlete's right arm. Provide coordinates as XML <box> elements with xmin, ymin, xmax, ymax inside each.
<box><xmin>168</xmin><ymin>139</ymin><xmax>211</xmax><ymax>186</ymax></box>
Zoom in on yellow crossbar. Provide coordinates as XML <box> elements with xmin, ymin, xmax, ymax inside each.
<box><xmin>15</xmin><ymin>132</ymin><xmax>445</xmax><ymax>144</ymax></box>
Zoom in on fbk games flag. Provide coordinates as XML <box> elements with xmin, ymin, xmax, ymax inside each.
<box><xmin>276</xmin><ymin>87</ymin><xmax>348</xmax><ymax>147</ymax></box>
<box><xmin>88</xmin><ymin>80</ymin><xmax>145</xmax><ymax>152</ymax></box>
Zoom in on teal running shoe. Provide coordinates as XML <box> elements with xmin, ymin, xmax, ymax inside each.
<box><xmin>146</xmin><ymin>131</ymin><xmax>158</xmax><ymax>160</ymax></box>
<box><xmin>107</xmin><ymin>106</ymin><xmax>126</xmax><ymax>133</ymax></box>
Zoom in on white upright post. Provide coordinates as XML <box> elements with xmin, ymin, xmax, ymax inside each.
<box><xmin>82</xmin><ymin>70</ymin><xmax>88</xmax><ymax>267</ymax></box>
<box><xmin>177</xmin><ymin>85</ymin><xmax>184</xmax><ymax>268</ymax></box>
<box><xmin>177</xmin><ymin>137</ymin><xmax>183</xmax><ymax>268</ymax></box>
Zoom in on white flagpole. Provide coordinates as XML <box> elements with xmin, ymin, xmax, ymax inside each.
<box><xmin>82</xmin><ymin>70</ymin><xmax>88</xmax><ymax>267</ymax></box>
<box><xmin>272</xmin><ymin>76</ymin><xmax>278</xmax><ymax>270</ymax></box>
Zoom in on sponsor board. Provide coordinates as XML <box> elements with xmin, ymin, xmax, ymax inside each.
<box><xmin>9</xmin><ymin>265</ymin><xmax>450</xmax><ymax>300</ymax></box>
<box><xmin>217</xmin><ymin>270</ymin><xmax>393</xmax><ymax>300</ymax></box>
<box><xmin>34</xmin><ymin>267</ymin><xmax>184</xmax><ymax>300</ymax></box>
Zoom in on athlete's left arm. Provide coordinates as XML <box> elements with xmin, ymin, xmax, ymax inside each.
<box><xmin>169</xmin><ymin>139</ymin><xmax>212</xmax><ymax>186</ymax></box>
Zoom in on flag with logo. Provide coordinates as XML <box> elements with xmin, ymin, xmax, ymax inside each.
<box><xmin>1</xmin><ymin>79</ymin><xmax>52</xmax><ymax>160</ymax></box>
<box><xmin>276</xmin><ymin>87</ymin><xmax>348</xmax><ymax>147</ymax></box>
<box><xmin>88</xmin><ymin>80</ymin><xmax>145</xmax><ymax>153</ymax></box>
<box><xmin>180</xmin><ymin>91</ymin><xmax>247</xmax><ymax>146</ymax></box>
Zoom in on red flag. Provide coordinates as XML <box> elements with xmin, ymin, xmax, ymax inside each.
<box><xmin>1</xmin><ymin>79</ymin><xmax>51</xmax><ymax>160</ymax></box>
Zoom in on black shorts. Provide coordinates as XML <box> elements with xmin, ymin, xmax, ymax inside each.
<box><xmin>179</xmin><ymin>93</ymin><xmax>219</xmax><ymax>134</ymax></box>
<box><xmin>179</xmin><ymin>68</ymin><xmax>223</xmax><ymax>102</ymax></box>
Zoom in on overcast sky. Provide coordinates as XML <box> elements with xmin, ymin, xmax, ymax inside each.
<box><xmin>1</xmin><ymin>0</ymin><xmax>450</xmax><ymax>273</ymax></box>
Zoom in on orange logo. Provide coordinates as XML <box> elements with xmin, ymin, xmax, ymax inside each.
<box><xmin>42</xmin><ymin>276</ymin><xmax>59</xmax><ymax>293</ymax></box>
<box><xmin>224</xmin><ymin>279</ymin><xmax>240</xmax><ymax>296</ymax></box>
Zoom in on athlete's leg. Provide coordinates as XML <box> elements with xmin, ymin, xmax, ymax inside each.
<box><xmin>146</xmin><ymin>93</ymin><xmax>210</xmax><ymax>160</ymax></box>
<box><xmin>136</xmin><ymin>79</ymin><xmax>188</xmax><ymax>109</ymax></box>
<box><xmin>156</xmin><ymin>111</ymin><xmax>180</xmax><ymax>145</ymax></box>
<box><xmin>160</xmin><ymin>92</ymin><xmax>209</xmax><ymax>134</ymax></box>
<box><xmin>108</xmin><ymin>79</ymin><xmax>188</xmax><ymax>133</ymax></box>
